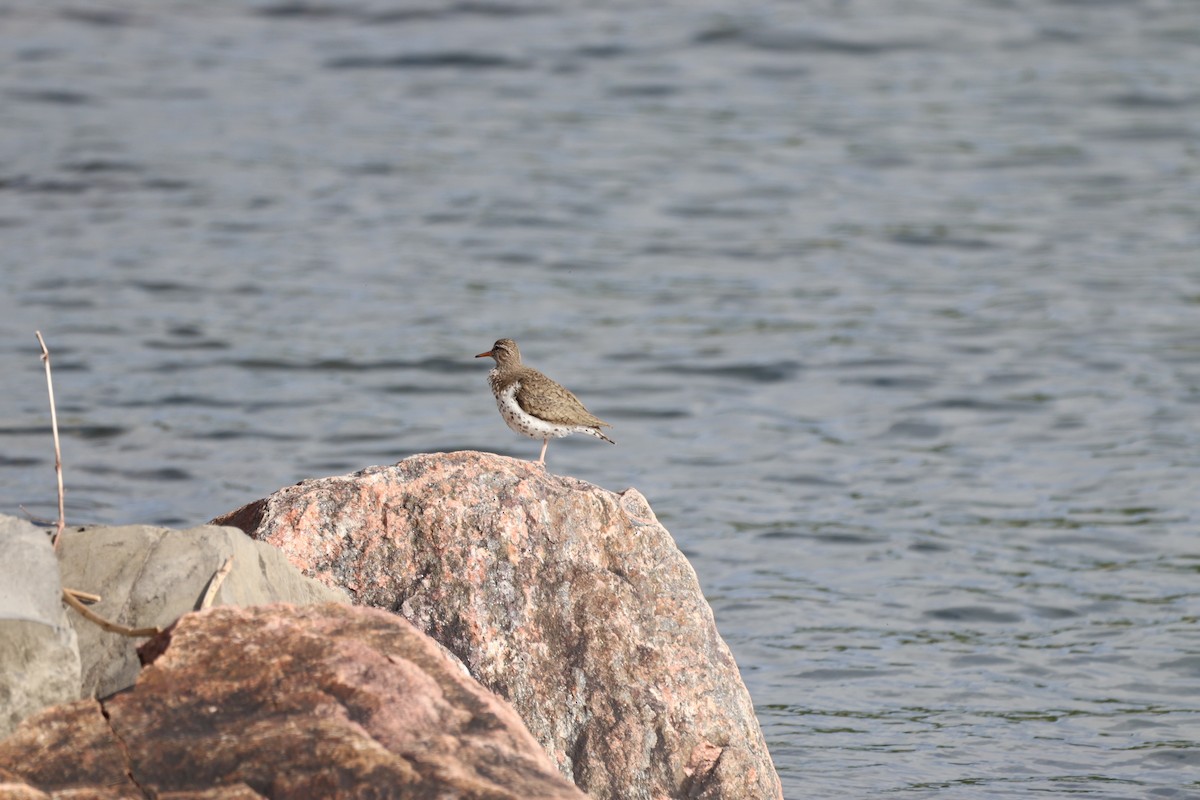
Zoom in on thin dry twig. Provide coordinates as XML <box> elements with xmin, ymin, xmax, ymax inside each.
<box><xmin>34</xmin><ymin>331</ymin><xmax>66</xmax><ymax>549</ymax></box>
<box><xmin>199</xmin><ymin>556</ymin><xmax>235</xmax><ymax>611</ymax></box>
<box><xmin>61</xmin><ymin>588</ymin><xmax>159</xmax><ymax>638</ymax></box>
<box><xmin>63</xmin><ymin>587</ymin><xmax>102</xmax><ymax>604</ymax></box>
<box><xmin>18</xmin><ymin>504</ymin><xmax>55</xmax><ymax>525</ymax></box>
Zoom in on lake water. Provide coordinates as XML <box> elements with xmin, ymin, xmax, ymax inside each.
<box><xmin>2</xmin><ymin>2</ymin><xmax>1199</xmax><ymax>796</ymax></box>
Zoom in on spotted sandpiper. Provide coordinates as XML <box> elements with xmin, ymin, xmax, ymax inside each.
<box><xmin>475</xmin><ymin>338</ymin><xmax>615</xmax><ymax>464</ymax></box>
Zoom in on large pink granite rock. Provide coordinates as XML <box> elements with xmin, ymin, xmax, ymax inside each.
<box><xmin>213</xmin><ymin>451</ymin><xmax>783</xmax><ymax>800</ymax></box>
<box><xmin>0</xmin><ymin>603</ymin><xmax>587</xmax><ymax>800</ymax></box>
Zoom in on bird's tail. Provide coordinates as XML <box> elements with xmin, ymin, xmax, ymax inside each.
<box><xmin>589</xmin><ymin>428</ymin><xmax>615</xmax><ymax>445</ymax></box>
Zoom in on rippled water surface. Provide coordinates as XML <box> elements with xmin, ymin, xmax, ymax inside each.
<box><xmin>3</xmin><ymin>1</ymin><xmax>1200</xmax><ymax>796</ymax></box>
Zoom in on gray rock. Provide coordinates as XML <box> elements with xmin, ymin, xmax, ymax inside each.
<box><xmin>56</xmin><ymin>523</ymin><xmax>348</xmax><ymax>699</ymax></box>
<box><xmin>0</xmin><ymin>515</ymin><xmax>80</xmax><ymax>739</ymax></box>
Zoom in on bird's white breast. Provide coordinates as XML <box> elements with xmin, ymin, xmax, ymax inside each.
<box><xmin>495</xmin><ymin>380</ymin><xmax>575</xmax><ymax>440</ymax></box>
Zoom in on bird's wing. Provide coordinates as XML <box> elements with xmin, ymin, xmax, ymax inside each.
<box><xmin>515</xmin><ymin>370</ymin><xmax>611</xmax><ymax>428</ymax></box>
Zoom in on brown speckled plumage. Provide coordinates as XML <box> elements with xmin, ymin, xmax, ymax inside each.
<box><xmin>476</xmin><ymin>338</ymin><xmax>614</xmax><ymax>464</ymax></box>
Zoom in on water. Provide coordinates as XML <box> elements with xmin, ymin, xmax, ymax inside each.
<box><xmin>3</xmin><ymin>1</ymin><xmax>1200</xmax><ymax>796</ymax></box>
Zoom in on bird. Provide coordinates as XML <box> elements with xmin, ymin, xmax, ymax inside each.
<box><xmin>475</xmin><ymin>338</ymin><xmax>614</xmax><ymax>464</ymax></box>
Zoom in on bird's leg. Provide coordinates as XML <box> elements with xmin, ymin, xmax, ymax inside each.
<box><xmin>537</xmin><ymin>438</ymin><xmax>549</xmax><ymax>464</ymax></box>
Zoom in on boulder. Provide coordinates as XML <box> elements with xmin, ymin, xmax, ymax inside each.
<box><xmin>0</xmin><ymin>699</ymin><xmax>131</xmax><ymax>796</ymax></box>
<box><xmin>213</xmin><ymin>451</ymin><xmax>783</xmax><ymax>800</ymax></box>
<box><xmin>0</xmin><ymin>516</ymin><xmax>80</xmax><ymax>739</ymax></box>
<box><xmin>0</xmin><ymin>604</ymin><xmax>587</xmax><ymax>800</ymax></box>
<box><xmin>56</xmin><ymin>523</ymin><xmax>349</xmax><ymax>699</ymax></box>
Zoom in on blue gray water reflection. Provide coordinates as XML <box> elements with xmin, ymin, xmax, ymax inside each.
<box><xmin>3</xmin><ymin>2</ymin><xmax>1199</xmax><ymax>796</ymax></box>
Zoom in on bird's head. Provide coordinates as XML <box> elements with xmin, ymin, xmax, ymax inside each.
<box><xmin>475</xmin><ymin>338</ymin><xmax>521</xmax><ymax>366</ymax></box>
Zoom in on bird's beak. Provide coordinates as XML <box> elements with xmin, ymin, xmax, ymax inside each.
<box><xmin>475</xmin><ymin>350</ymin><xmax>494</xmax><ymax>359</ymax></box>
